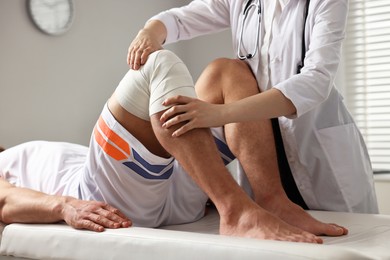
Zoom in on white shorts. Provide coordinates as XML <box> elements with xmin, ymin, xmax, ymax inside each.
<box><xmin>0</xmin><ymin>50</ymin><xmax>237</xmax><ymax>227</ymax></box>
<box><xmin>79</xmin><ymin>104</ymin><xmax>212</xmax><ymax>227</ymax></box>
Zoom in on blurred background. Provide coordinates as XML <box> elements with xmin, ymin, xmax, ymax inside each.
<box><xmin>1</xmin><ymin>1</ymin><xmax>389</xmax><ymax>175</ymax></box>
<box><xmin>0</xmin><ymin>0</ymin><xmax>233</xmax><ymax>148</ymax></box>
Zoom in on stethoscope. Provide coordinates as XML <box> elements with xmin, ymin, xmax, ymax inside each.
<box><xmin>237</xmin><ymin>0</ymin><xmax>261</xmax><ymax>60</ymax></box>
<box><xmin>237</xmin><ymin>0</ymin><xmax>311</xmax><ymax>73</ymax></box>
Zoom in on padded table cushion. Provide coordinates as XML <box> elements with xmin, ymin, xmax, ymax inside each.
<box><xmin>1</xmin><ymin>209</ymin><xmax>390</xmax><ymax>260</ymax></box>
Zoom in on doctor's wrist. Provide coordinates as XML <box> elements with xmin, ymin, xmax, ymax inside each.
<box><xmin>143</xmin><ymin>20</ymin><xmax>167</xmax><ymax>45</ymax></box>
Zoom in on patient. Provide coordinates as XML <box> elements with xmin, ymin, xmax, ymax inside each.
<box><xmin>0</xmin><ymin>50</ymin><xmax>346</xmax><ymax>243</ymax></box>
<box><xmin>0</xmin><ymin>177</ymin><xmax>131</xmax><ymax>232</ymax></box>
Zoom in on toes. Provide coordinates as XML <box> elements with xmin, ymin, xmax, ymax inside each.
<box><xmin>330</xmin><ymin>223</ymin><xmax>348</xmax><ymax>235</ymax></box>
<box><xmin>302</xmin><ymin>232</ymin><xmax>323</xmax><ymax>244</ymax></box>
<box><xmin>321</xmin><ymin>223</ymin><xmax>348</xmax><ymax>236</ymax></box>
<box><xmin>314</xmin><ymin>235</ymin><xmax>323</xmax><ymax>244</ymax></box>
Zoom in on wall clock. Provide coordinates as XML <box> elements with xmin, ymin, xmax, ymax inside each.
<box><xmin>28</xmin><ymin>0</ymin><xmax>74</xmax><ymax>36</ymax></box>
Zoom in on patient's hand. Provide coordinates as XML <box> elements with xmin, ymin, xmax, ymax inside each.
<box><xmin>61</xmin><ymin>197</ymin><xmax>132</xmax><ymax>232</ymax></box>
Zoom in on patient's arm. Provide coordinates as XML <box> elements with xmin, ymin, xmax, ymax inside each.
<box><xmin>0</xmin><ymin>178</ymin><xmax>131</xmax><ymax>232</ymax></box>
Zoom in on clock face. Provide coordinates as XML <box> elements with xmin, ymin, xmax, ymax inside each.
<box><xmin>28</xmin><ymin>0</ymin><xmax>74</xmax><ymax>35</ymax></box>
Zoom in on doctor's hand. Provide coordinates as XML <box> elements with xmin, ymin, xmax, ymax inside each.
<box><xmin>160</xmin><ymin>95</ymin><xmax>227</xmax><ymax>137</ymax></box>
<box><xmin>62</xmin><ymin>197</ymin><xmax>132</xmax><ymax>232</ymax></box>
<box><xmin>127</xmin><ymin>28</ymin><xmax>162</xmax><ymax>70</ymax></box>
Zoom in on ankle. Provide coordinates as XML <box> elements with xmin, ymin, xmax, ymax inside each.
<box><xmin>255</xmin><ymin>192</ymin><xmax>290</xmax><ymax>212</ymax></box>
<box><xmin>215</xmin><ymin>194</ymin><xmax>258</xmax><ymax>226</ymax></box>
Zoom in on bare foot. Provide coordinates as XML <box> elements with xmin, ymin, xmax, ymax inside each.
<box><xmin>0</xmin><ymin>146</ymin><xmax>4</xmax><ymax>153</ymax></box>
<box><xmin>259</xmin><ymin>194</ymin><xmax>348</xmax><ymax>237</ymax></box>
<box><xmin>219</xmin><ymin>203</ymin><xmax>323</xmax><ymax>244</ymax></box>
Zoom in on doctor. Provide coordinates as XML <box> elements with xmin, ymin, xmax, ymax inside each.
<box><xmin>128</xmin><ymin>0</ymin><xmax>378</xmax><ymax>232</ymax></box>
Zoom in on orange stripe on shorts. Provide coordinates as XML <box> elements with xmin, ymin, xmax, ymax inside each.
<box><xmin>98</xmin><ymin>116</ymin><xmax>131</xmax><ymax>156</ymax></box>
<box><xmin>94</xmin><ymin>127</ymin><xmax>128</xmax><ymax>161</ymax></box>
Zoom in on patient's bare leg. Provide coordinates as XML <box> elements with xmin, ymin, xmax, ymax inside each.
<box><xmin>108</xmin><ymin>94</ymin><xmax>321</xmax><ymax>243</ymax></box>
<box><xmin>151</xmin><ymin>110</ymin><xmax>323</xmax><ymax>243</ymax></box>
<box><xmin>194</xmin><ymin>58</ymin><xmax>347</xmax><ymax>236</ymax></box>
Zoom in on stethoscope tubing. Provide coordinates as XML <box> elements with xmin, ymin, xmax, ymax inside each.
<box><xmin>237</xmin><ymin>0</ymin><xmax>310</xmax><ymax>75</ymax></box>
<box><xmin>237</xmin><ymin>0</ymin><xmax>261</xmax><ymax>60</ymax></box>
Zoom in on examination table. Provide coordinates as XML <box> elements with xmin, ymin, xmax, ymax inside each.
<box><xmin>1</xmin><ymin>170</ymin><xmax>389</xmax><ymax>259</ymax></box>
<box><xmin>1</xmin><ymin>208</ymin><xmax>390</xmax><ymax>260</ymax></box>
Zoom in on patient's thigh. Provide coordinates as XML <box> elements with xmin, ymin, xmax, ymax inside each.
<box><xmin>110</xmin><ymin>50</ymin><xmax>196</xmax><ymax>159</ymax></box>
<box><xmin>108</xmin><ymin>95</ymin><xmax>169</xmax><ymax>158</ymax></box>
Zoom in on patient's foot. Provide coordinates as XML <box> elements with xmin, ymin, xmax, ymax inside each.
<box><xmin>219</xmin><ymin>201</ymin><xmax>323</xmax><ymax>244</ymax></box>
<box><xmin>0</xmin><ymin>146</ymin><xmax>5</xmax><ymax>153</ymax></box>
<box><xmin>259</xmin><ymin>194</ymin><xmax>348</xmax><ymax>237</ymax></box>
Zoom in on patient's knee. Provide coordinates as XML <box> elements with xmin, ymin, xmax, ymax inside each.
<box><xmin>196</xmin><ymin>58</ymin><xmax>254</xmax><ymax>103</ymax></box>
<box><xmin>206</xmin><ymin>58</ymin><xmax>249</xmax><ymax>78</ymax></box>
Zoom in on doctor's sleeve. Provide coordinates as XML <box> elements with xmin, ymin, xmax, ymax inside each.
<box><xmin>149</xmin><ymin>0</ymin><xmax>231</xmax><ymax>44</ymax></box>
<box><xmin>274</xmin><ymin>0</ymin><xmax>348</xmax><ymax>118</ymax></box>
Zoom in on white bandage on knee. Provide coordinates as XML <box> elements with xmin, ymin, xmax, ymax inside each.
<box><xmin>114</xmin><ymin>50</ymin><xmax>196</xmax><ymax>121</ymax></box>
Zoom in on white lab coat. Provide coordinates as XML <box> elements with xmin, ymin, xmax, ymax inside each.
<box><xmin>151</xmin><ymin>0</ymin><xmax>378</xmax><ymax>213</ymax></box>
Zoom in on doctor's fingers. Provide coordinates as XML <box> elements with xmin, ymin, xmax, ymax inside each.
<box><xmin>129</xmin><ymin>45</ymin><xmax>155</xmax><ymax>70</ymax></box>
<box><xmin>131</xmin><ymin>48</ymin><xmax>145</xmax><ymax>70</ymax></box>
<box><xmin>160</xmin><ymin>96</ymin><xmax>198</xmax><ymax>122</ymax></box>
<box><xmin>160</xmin><ymin>104</ymin><xmax>194</xmax><ymax>126</ymax></box>
<box><xmin>162</xmin><ymin>95</ymin><xmax>196</xmax><ymax>107</ymax></box>
<box><xmin>127</xmin><ymin>37</ymin><xmax>143</xmax><ymax>69</ymax></box>
<box><xmin>128</xmin><ymin>46</ymin><xmax>142</xmax><ymax>70</ymax></box>
<box><xmin>162</xmin><ymin>113</ymin><xmax>197</xmax><ymax>134</ymax></box>
<box><xmin>128</xmin><ymin>33</ymin><xmax>160</xmax><ymax>69</ymax></box>
<box><xmin>171</xmin><ymin>122</ymin><xmax>197</xmax><ymax>137</ymax></box>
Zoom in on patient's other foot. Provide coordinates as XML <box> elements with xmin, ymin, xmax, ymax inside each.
<box><xmin>0</xmin><ymin>146</ymin><xmax>5</xmax><ymax>153</ymax></box>
<box><xmin>260</xmin><ymin>194</ymin><xmax>348</xmax><ymax>237</ymax></box>
<box><xmin>219</xmin><ymin>201</ymin><xmax>323</xmax><ymax>244</ymax></box>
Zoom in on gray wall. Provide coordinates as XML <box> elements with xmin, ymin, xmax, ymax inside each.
<box><xmin>0</xmin><ymin>0</ymin><xmax>232</xmax><ymax>148</ymax></box>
